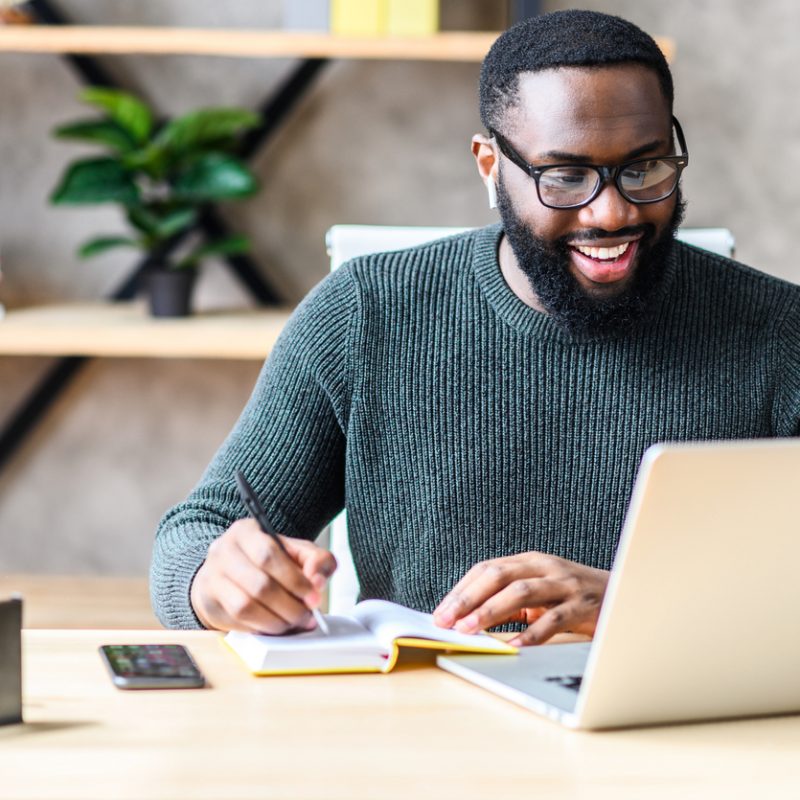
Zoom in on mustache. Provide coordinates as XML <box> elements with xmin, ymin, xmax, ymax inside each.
<box><xmin>563</xmin><ymin>224</ymin><xmax>656</xmax><ymax>246</ymax></box>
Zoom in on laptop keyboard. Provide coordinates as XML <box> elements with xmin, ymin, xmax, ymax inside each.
<box><xmin>545</xmin><ymin>674</ymin><xmax>583</xmax><ymax>692</ymax></box>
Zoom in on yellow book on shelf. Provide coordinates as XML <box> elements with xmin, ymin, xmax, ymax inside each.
<box><xmin>224</xmin><ymin>599</ymin><xmax>517</xmax><ymax>675</ymax></box>
<box><xmin>386</xmin><ymin>0</ymin><xmax>439</xmax><ymax>36</ymax></box>
<box><xmin>330</xmin><ymin>0</ymin><xmax>387</xmax><ymax>36</ymax></box>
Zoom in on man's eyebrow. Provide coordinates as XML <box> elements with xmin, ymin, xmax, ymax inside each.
<box><xmin>534</xmin><ymin>139</ymin><xmax>669</xmax><ymax>164</ymax></box>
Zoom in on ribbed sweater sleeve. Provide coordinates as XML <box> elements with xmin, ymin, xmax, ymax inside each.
<box><xmin>777</xmin><ymin>293</ymin><xmax>800</xmax><ymax>436</ymax></box>
<box><xmin>150</xmin><ymin>267</ymin><xmax>359</xmax><ymax>629</ymax></box>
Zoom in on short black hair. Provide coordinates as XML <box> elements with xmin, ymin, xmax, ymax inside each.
<box><xmin>480</xmin><ymin>10</ymin><xmax>674</xmax><ymax>131</ymax></box>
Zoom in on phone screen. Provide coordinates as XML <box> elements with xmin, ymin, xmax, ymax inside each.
<box><xmin>99</xmin><ymin>644</ymin><xmax>206</xmax><ymax>690</ymax></box>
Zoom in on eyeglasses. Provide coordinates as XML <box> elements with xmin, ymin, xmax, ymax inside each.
<box><xmin>489</xmin><ymin>116</ymin><xmax>689</xmax><ymax>210</ymax></box>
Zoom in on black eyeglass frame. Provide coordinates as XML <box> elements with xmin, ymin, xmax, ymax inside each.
<box><xmin>489</xmin><ymin>116</ymin><xmax>689</xmax><ymax>210</ymax></box>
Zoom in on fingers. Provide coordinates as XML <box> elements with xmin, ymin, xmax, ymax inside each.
<box><xmin>190</xmin><ymin>519</ymin><xmax>336</xmax><ymax>635</ymax></box>
<box><xmin>227</xmin><ymin>537</ymin><xmax>317</xmax><ymax>628</ymax></box>
<box><xmin>450</xmin><ymin>578</ymin><xmax>566</xmax><ymax>635</ymax></box>
<box><xmin>433</xmin><ymin>555</ymin><xmax>549</xmax><ymax>629</ymax></box>
<box><xmin>195</xmin><ymin>572</ymin><xmax>308</xmax><ymax>635</ymax></box>
<box><xmin>284</xmin><ymin>536</ymin><xmax>338</xmax><ymax>598</ymax></box>
<box><xmin>433</xmin><ymin>552</ymin><xmax>608</xmax><ymax>645</ymax></box>
<box><xmin>508</xmin><ymin>599</ymin><xmax>593</xmax><ymax>647</ymax></box>
<box><xmin>234</xmin><ymin>523</ymin><xmax>319</xmax><ymax>607</ymax></box>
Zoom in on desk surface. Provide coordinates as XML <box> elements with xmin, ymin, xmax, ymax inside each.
<box><xmin>3</xmin><ymin>628</ymin><xmax>800</xmax><ymax>800</ymax></box>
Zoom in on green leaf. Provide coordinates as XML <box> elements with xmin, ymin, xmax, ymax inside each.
<box><xmin>51</xmin><ymin>158</ymin><xmax>139</xmax><ymax>205</ymax></box>
<box><xmin>155</xmin><ymin>108</ymin><xmax>261</xmax><ymax>156</ymax></box>
<box><xmin>126</xmin><ymin>206</ymin><xmax>162</xmax><ymax>236</ymax></box>
<box><xmin>179</xmin><ymin>234</ymin><xmax>250</xmax><ymax>269</ymax></box>
<box><xmin>153</xmin><ymin>207</ymin><xmax>197</xmax><ymax>238</ymax></box>
<box><xmin>125</xmin><ymin>206</ymin><xmax>197</xmax><ymax>241</ymax></box>
<box><xmin>54</xmin><ymin>120</ymin><xmax>138</xmax><ymax>153</ymax></box>
<box><xmin>120</xmin><ymin>109</ymin><xmax>261</xmax><ymax>178</ymax></box>
<box><xmin>79</xmin><ymin>88</ymin><xmax>153</xmax><ymax>145</ymax></box>
<box><xmin>121</xmin><ymin>143</ymin><xmax>169</xmax><ymax>178</ymax></box>
<box><xmin>78</xmin><ymin>236</ymin><xmax>141</xmax><ymax>258</ymax></box>
<box><xmin>173</xmin><ymin>154</ymin><xmax>259</xmax><ymax>201</ymax></box>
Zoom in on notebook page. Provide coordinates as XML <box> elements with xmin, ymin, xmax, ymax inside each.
<box><xmin>352</xmin><ymin>599</ymin><xmax>514</xmax><ymax>653</ymax></box>
<box><xmin>225</xmin><ymin>615</ymin><xmax>387</xmax><ymax>673</ymax></box>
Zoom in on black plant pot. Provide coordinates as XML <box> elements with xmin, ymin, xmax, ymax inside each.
<box><xmin>146</xmin><ymin>268</ymin><xmax>197</xmax><ymax>318</ymax></box>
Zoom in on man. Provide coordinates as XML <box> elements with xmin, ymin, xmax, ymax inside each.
<box><xmin>151</xmin><ymin>11</ymin><xmax>800</xmax><ymax>645</ymax></box>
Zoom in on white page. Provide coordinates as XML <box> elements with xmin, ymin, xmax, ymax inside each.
<box><xmin>246</xmin><ymin>615</ymin><xmax>371</xmax><ymax>649</ymax></box>
<box><xmin>351</xmin><ymin>599</ymin><xmax>513</xmax><ymax>653</ymax></box>
<box><xmin>225</xmin><ymin>615</ymin><xmax>388</xmax><ymax>672</ymax></box>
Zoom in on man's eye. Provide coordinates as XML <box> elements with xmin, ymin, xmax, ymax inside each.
<box><xmin>620</xmin><ymin>168</ymin><xmax>647</xmax><ymax>187</ymax></box>
<box><xmin>540</xmin><ymin>169</ymin><xmax>592</xmax><ymax>188</ymax></box>
<box><xmin>622</xmin><ymin>160</ymin><xmax>675</xmax><ymax>189</ymax></box>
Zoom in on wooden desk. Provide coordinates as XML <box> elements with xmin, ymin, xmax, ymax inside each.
<box><xmin>2</xmin><ymin>628</ymin><xmax>799</xmax><ymax>800</ymax></box>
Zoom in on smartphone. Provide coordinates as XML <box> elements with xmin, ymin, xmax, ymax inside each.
<box><xmin>99</xmin><ymin>644</ymin><xmax>206</xmax><ymax>690</ymax></box>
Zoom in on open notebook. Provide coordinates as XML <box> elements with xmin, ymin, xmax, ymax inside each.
<box><xmin>224</xmin><ymin>599</ymin><xmax>517</xmax><ymax>675</ymax></box>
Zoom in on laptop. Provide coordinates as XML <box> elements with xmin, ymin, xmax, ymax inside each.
<box><xmin>437</xmin><ymin>438</ymin><xmax>800</xmax><ymax>730</ymax></box>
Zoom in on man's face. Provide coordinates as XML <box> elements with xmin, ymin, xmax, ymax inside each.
<box><xmin>484</xmin><ymin>65</ymin><xmax>684</xmax><ymax>335</ymax></box>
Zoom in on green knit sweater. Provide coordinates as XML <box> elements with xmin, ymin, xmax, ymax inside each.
<box><xmin>151</xmin><ymin>224</ymin><xmax>800</xmax><ymax>629</ymax></box>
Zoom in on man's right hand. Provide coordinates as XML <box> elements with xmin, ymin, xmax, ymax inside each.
<box><xmin>190</xmin><ymin>519</ymin><xmax>337</xmax><ymax>634</ymax></box>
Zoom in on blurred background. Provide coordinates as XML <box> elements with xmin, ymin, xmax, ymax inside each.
<box><xmin>0</xmin><ymin>0</ymin><xmax>797</xmax><ymax>578</ymax></box>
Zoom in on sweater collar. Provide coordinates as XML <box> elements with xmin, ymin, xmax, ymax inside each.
<box><xmin>471</xmin><ymin>223</ymin><xmax>679</xmax><ymax>344</ymax></box>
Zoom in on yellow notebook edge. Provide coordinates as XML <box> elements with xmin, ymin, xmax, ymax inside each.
<box><xmin>393</xmin><ymin>636</ymin><xmax>518</xmax><ymax>654</ymax></box>
<box><xmin>385</xmin><ymin>635</ymin><xmax>518</xmax><ymax>671</ymax></box>
<box><xmin>252</xmin><ymin>664</ymin><xmax>384</xmax><ymax>677</ymax></box>
<box><xmin>221</xmin><ymin>631</ymin><xmax>517</xmax><ymax>676</ymax></box>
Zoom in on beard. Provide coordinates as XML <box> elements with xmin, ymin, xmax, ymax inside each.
<box><xmin>496</xmin><ymin>172</ymin><xmax>687</xmax><ymax>337</ymax></box>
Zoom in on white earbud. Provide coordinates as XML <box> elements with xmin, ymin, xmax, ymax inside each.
<box><xmin>486</xmin><ymin>177</ymin><xmax>498</xmax><ymax>209</ymax></box>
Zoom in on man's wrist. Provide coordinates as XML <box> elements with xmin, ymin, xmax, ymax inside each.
<box><xmin>189</xmin><ymin>568</ymin><xmax>213</xmax><ymax>631</ymax></box>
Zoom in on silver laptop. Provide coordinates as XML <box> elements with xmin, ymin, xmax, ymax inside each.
<box><xmin>438</xmin><ymin>438</ymin><xmax>800</xmax><ymax>730</ymax></box>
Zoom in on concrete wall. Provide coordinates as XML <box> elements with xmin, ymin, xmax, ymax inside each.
<box><xmin>0</xmin><ymin>0</ymin><xmax>797</xmax><ymax>576</ymax></box>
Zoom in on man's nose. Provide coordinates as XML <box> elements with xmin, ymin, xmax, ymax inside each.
<box><xmin>577</xmin><ymin>182</ymin><xmax>638</xmax><ymax>231</ymax></box>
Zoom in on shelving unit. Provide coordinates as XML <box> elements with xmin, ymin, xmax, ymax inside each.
<box><xmin>0</xmin><ymin>27</ymin><xmax>506</xmax><ymax>61</ymax></box>
<box><xmin>0</xmin><ymin>26</ymin><xmax>674</xmax><ymax>62</ymax></box>
<box><xmin>0</xmin><ymin>16</ymin><xmax>674</xmax><ymax>471</ymax></box>
<box><xmin>0</xmin><ymin>27</ymin><xmax>506</xmax><ymax>364</ymax></box>
<box><xmin>0</xmin><ymin>302</ymin><xmax>292</xmax><ymax>359</ymax></box>
<box><xmin>0</xmin><ymin>24</ymin><xmax>676</xmax><ymax>364</ymax></box>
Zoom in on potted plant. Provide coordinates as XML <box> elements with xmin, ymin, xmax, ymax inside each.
<box><xmin>50</xmin><ymin>88</ymin><xmax>261</xmax><ymax>317</ymax></box>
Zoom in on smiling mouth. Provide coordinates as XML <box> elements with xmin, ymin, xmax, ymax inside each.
<box><xmin>568</xmin><ymin>239</ymin><xmax>641</xmax><ymax>285</ymax></box>
<box><xmin>573</xmin><ymin>241</ymin><xmax>631</xmax><ymax>261</ymax></box>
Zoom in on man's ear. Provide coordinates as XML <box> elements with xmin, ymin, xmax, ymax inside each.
<box><xmin>472</xmin><ymin>134</ymin><xmax>498</xmax><ymax>183</ymax></box>
<box><xmin>472</xmin><ymin>134</ymin><xmax>499</xmax><ymax>209</ymax></box>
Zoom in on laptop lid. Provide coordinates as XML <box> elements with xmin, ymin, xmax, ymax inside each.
<box><xmin>574</xmin><ymin>437</ymin><xmax>800</xmax><ymax>729</ymax></box>
<box><xmin>439</xmin><ymin>439</ymin><xmax>800</xmax><ymax>730</ymax></box>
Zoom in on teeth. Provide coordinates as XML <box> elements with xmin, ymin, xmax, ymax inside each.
<box><xmin>575</xmin><ymin>242</ymin><xmax>631</xmax><ymax>260</ymax></box>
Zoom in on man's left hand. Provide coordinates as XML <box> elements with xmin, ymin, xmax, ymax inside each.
<box><xmin>432</xmin><ymin>552</ymin><xmax>609</xmax><ymax>646</ymax></box>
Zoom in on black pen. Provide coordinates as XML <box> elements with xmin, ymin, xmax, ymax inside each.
<box><xmin>234</xmin><ymin>470</ymin><xmax>330</xmax><ymax>635</ymax></box>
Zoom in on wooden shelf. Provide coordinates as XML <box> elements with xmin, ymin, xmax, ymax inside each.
<box><xmin>0</xmin><ymin>302</ymin><xmax>293</xmax><ymax>359</ymax></box>
<box><xmin>0</xmin><ymin>27</ymin><xmax>501</xmax><ymax>61</ymax></box>
<box><xmin>0</xmin><ymin>26</ymin><xmax>676</xmax><ymax>63</ymax></box>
